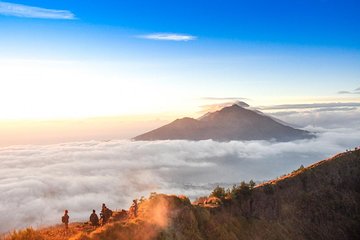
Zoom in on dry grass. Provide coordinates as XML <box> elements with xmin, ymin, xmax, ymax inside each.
<box><xmin>5</xmin><ymin>223</ymin><xmax>95</xmax><ymax>240</ymax></box>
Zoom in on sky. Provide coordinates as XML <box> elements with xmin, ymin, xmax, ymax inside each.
<box><xmin>0</xmin><ymin>0</ymin><xmax>359</xmax><ymax>142</ymax></box>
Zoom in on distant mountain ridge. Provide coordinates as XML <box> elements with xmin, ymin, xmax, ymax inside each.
<box><xmin>134</xmin><ymin>103</ymin><xmax>313</xmax><ymax>141</ymax></box>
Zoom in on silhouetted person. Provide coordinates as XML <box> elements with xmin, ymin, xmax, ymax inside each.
<box><xmin>131</xmin><ymin>199</ymin><xmax>138</xmax><ymax>217</ymax></box>
<box><xmin>100</xmin><ymin>203</ymin><xmax>112</xmax><ymax>225</ymax></box>
<box><xmin>90</xmin><ymin>209</ymin><xmax>99</xmax><ymax>227</ymax></box>
<box><xmin>62</xmin><ymin>210</ymin><xmax>69</xmax><ymax>231</ymax></box>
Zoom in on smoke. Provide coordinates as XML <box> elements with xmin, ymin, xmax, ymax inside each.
<box><xmin>143</xmin><ymin>195</ymin><xmax>171</xmax><ymax>229</ymax></box>
<box><xmin>0</xmin><ymin>128</ymin><xmax>360</xmax><ymax>233</ymax></box>
<box><xmin>87</xmin><ymin>195</ymin><xmax>172</xmax><ymax>240</ymax></box>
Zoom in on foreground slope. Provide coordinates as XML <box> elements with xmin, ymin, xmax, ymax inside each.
<box><xmin>7</xmin><ymin>148</ymin><xmax>360</xmax><ymax>240</ymax></box>
<box><xmin>134</xmin><ymin>104</ymin><xmax>312</xmax><ymax>141</ymax></box>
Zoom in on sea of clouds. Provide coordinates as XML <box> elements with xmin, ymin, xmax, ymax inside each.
<box><xmin>1</xmin><ymin>107</ymin><xmax>360</xmax><ymax>233</ymax></box>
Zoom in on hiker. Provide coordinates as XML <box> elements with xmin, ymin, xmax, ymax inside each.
<box><xmin>100</xmin><ymin>203</ymin><xmax>113</xmax><ymax>225</ymax></box>
<box><xmin>90</xmin><ymin>209</ymin><xmax>99</xmax><ymax>227</ymax></box>
<box><xmin>131</xmin><ymin>199</ymin><xmax>138</xmax><ymax>217</ymax></box>
<box><xmin>61</xmin><ymin>210</ymin><xmax>69</xmax><ymax>230</ymax></box>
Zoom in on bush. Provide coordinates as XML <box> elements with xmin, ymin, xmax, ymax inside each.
<box><xmin>231</xmin><ymin>181</ymin><xmax>255</xmax><ymax>200</ymax></box>
<box><xmin>249</xmin><ymin>180</ymin><xmax>256</xmax><ymax>189</ymax></box>
<box><xmin>292</xmin><ymin>164</ymin><xmax>305</xmax><ymax>174</ymax></box>
<box><xmin>210</xmin><ymin>180</ymin><xmax>256</xmax><ymax>202</ymax></box>
<box><xmin>210</xmin><ymin>186</ymin><xmax>226</xmax><ymax>199</ymax></box>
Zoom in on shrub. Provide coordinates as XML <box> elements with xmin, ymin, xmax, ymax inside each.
<box><xmin>210</xmin><ymin>186</ymin><xmax>226</xmax><ymax>199</ymax></box>
<box><xmin>230</xmin><ymin>181</ymin><xmax>255</xmax><ymax>200</ymax></box>
<box><xmin>292</xmin><ymin>164</ymin><xmax>305</xmax><ymax>174</ymax></box>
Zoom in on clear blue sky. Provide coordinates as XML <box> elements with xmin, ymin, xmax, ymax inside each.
<box><xmin>0</xmin><ymin>0</ymin><xmax>359</xmax><ymax>119</ymax></box>
<box><xmin>2</xmin><ymin>0</ymin><xmax>359</xmax><ymax>47</ymax></box>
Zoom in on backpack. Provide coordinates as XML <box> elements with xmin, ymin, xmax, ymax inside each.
<box><xmin>106</xmin><ymin>208</ymin><xmax>113</xmax><ymax>217</ymax></box>
<box><xmin>62</xmin><ymin>215</ymin><xmax>69</xmax><ymax>223</ymax></box>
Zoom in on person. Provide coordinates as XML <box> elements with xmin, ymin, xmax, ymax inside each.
<box><xmin>61</xmin><ymin>210</ymin><xmax>69</xmax><ymax>231</ymax></box>
<box><xmin>90</xmin><ymin>209</ymin><xmax>99</xmax><ymax>227</ymax></box>
<box><xmin>100</xmin><ymin>203</ymin><xmax>112</xmax><ymax>225</ymax></box>
<box><xmin>131</xmin><ymin>199</ymin><xmax>138</xmax><ymax>217</ymax></box>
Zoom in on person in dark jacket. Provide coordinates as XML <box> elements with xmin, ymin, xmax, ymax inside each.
<box><xmin>131</xmin><ymin>199</ymin><xmax>138</xmax><ymax>217</ymax></box>
<box><xmin>90</xmin><ymin>209</ymin><xmax>99</xmax><ymax>227</ymax></box>
<box><xmin>61</xmin><ymin>210</ymin><xmax>69</xmax><ymax>231</ymax></box>
<box><xmin>100</xmin><ymin>203</ymin><xmax>113</xmax><ymax>225</ymax></box>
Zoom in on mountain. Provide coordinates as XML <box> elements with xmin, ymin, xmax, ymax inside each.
<box><xmin>134</xmin><ymin>103</ymin><xmax>313</xmax><ymax>141</ymax></box>
<box><xmin>9</xmin><ymin>148</ymin><xmax>360</xmax><ymax>240</ymax></box>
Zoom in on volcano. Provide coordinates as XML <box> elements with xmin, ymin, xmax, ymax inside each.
<box><xmin>134</xmin><ymin>103</ymin><xmax>313</xmax><ymax>141</ymax></box>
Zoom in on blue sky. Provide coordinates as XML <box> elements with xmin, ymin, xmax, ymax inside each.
<box><xmin>2</xmin><ymin>0</ymin><xmax>359</xmax><ymax>47</ymax></box>
<box><xmin>0</xmin><ymin>0</ymin><xmax>359</xmax><ymax>120</ymax></box>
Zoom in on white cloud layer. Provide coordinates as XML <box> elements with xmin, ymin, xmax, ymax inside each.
<box><xmin>268</xmin><ymin>107</ymin><xmax>360</xmax><ymax>129</ymax></box>
<box><xmin>260</xmin><ymin>102</ymin><xmax>360</xmax><ymax>110</ymax></box>
<box><xmin>0</xmin><ymin>1</ymin><xmax>75</xmax><ymax>19</ymax></box>
<box><xmin>1</xmin><ymin>128</ymin><xmax>360</xmax><ymax>233</ymax></box>
<box><xmin>140</xmin><ymin>33</ymin><xmax>196</xmax><ymax>41</ymax></box>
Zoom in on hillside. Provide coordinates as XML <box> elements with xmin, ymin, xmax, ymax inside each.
<box><xmin>134</xmin><ymin>104</ymin><xmax>313</xmax><ymax>141</ymax></box>
<box><xmin>6</xmin><ymin>148</ymin><xmax>360</xmax><ymax>240</ymax></box>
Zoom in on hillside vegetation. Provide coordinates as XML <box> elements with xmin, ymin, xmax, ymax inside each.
<box><xmin>5</xmin><ymin>149</ymin><xmax>360</xmax><ymax>240</ymax></box>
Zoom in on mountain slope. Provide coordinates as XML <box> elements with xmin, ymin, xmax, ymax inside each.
<box><xmin>134</xmin><ymin>104</ymin><xmax>312</xmax><ymax>141</ymax></box>
<box><xmin>86</xmin><ymin>149</ymin><xmax>360</xmax><ymax>240</ymax></box>
<box><xmin>81</xmin><ymin>148</ymin><xmax>360</xmax><ymax>240</ymax></box>
<box><xmin>9</xmin><ymin>148</ymin><xmax>360</xmax><ymax>240</ymax></box>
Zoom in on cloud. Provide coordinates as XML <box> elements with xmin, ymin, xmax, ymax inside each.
<box><xmin>259</xmin><ymin>102</ymin><xmax>360</xmax><ymax>110</ymax></box>
<box><xmin>337</xmin><ymin>87</ymin><xmax>360</xmax><ymax>95</ymax></box>
<box><xmin>202</xmin><ymin>97</ymin><xmax>249</xmax><ymax>101</ymax></box>
<box><xmin>1</xmin><ymin>127</ymin><xmax>360</xmax><ymax>233</ymax></box>
<box><xmin>0</xmin><ymin>1</ymin><xmax>75</xmax><ymax>19</ymax></box>
<box><xmin>313</xmin><ymin>107</ymin><xmax>357</xmax><ymax>112</ymax></box>
<box><xmin>338</xmin><ymin>91</ymin><xmax>352</xmax><ymax>94</ymax></box>
<box><xmin>140</xmin><ymin>33</ymin><xmax>196</xmax><ymax>41</ymax></box>
<box><xmin>258</xmin><ymin>102</ymin><xmax>360</xmax><ymax>129</ymax></box>
<box><xmin>268</xmin><ymin>108</ymin><xmax>360</xmax><ymax>129</ymax></box>
<box><xmin>199</xmin><ymin>100</ymin><xmax>250</xmax><ymax>114</ymax></box>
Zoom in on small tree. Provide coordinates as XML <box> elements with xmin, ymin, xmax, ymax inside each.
<box><xmin>292</xmin><ymin>164</ymin><xmax>305</xmax><ymax>174</ymax></box>
<box><xmin>211</xmin><ymin>185</ymin><xmax>226</xmax><ymax>199</ymax></box>
<box><xmin>239</xmin><ymin>181</ymin><xmax>251</xmax><ymax>196</ymax></box>
<box><xmin>225</xmin><ymin>187</ymin><xmax>231</xmax><ymax>198</ymax></box>
<box><xmin>231</xmin><ymin>181</ymin><xmax>254</xmax><ymax>200</ymax></box>
<box><xmin>249</xmin><ymin>180</ymin><xmax>256</xmax><ymax>190</ymax></box>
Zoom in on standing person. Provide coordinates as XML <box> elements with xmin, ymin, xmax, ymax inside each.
<box><xmin>61</xmin><ymin>210</ymin><xmax>69</xmax><ymax>232</ymax></box>
<box><xmin>100</xmin><ymin>203</ymin><xmax>106</xmax><ymax>225</ymax></box>
<box><xmin>90</xmin><ymin>209</ymin><xmax>99</xmax><ymax>227</ymax></box>
<box><xmin>132</xmin><ymin>200</ymin><xmax>138</xmax><ymax>217</ymax></box>
<box><xmin>100</xmin><ymin>203</ymin><xmax>112</xmax><ymax>225</ymax></box>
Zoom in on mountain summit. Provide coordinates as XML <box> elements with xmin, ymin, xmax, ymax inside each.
<box><xmin>134</xmin><ymin>103</ymin><xmax>313</xmax><ymax>141</ymax></box>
